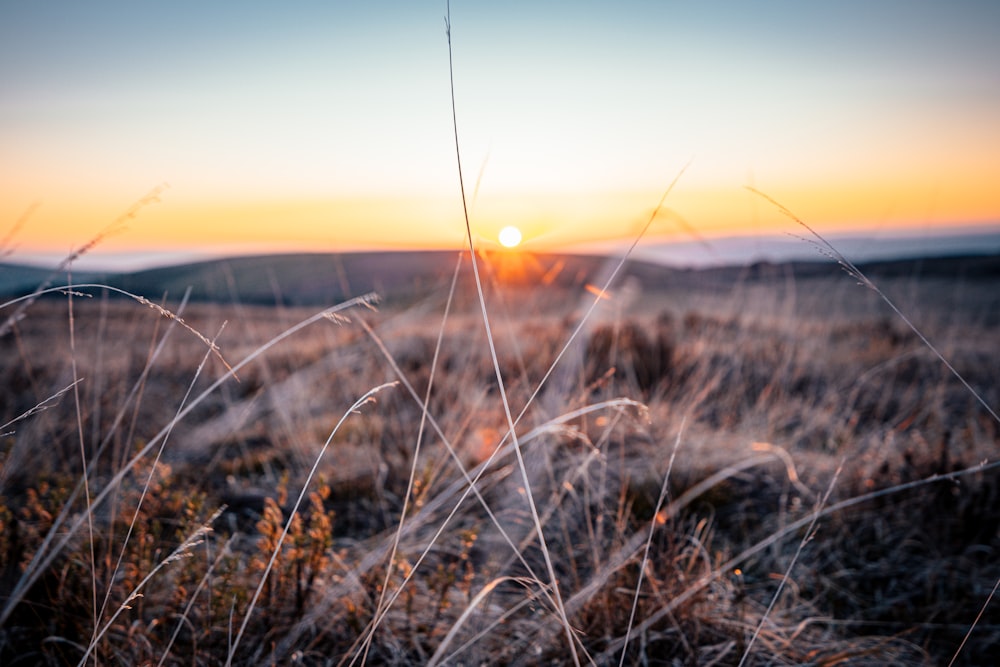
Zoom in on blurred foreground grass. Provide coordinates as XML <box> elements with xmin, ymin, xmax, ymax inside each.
<box><xmin>1</xmin><ymin>254</ymin><xmax>998</xmax><ymax>665</ymax></box>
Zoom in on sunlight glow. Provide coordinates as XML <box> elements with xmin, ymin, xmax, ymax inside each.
<box><xmin>498</xmin><ymin>225</ymin><xmax>522</xmax><ymax>248</ymax></box>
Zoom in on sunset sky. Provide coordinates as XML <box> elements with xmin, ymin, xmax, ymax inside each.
<box><xmin>2</xmin><ymin>1</ymin><xmax>999</xmax><ymax>267</ymax></box>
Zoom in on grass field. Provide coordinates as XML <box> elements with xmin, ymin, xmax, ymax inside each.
<box><xmin>4</xmin><ymin>1</ymin><xmax>1000</xmax><ymax>664</ymax></box>
<box><xmin>1</xmin><ymin>248</ymin><xmax>998</xmax><ymax>665</ymax></box>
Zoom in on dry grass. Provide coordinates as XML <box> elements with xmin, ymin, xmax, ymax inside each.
<box><xmin>1</xmin><ymin>252</ymin><xmax>998</xmax><ymax>665</ymax></box>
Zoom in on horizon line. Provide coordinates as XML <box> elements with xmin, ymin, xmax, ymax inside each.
<box><xmin>4</xmin><ymin>224</ymin><xmax>1000</xmax><ymax>274</ymax></box>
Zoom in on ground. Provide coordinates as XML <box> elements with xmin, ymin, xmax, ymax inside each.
<box><xmin>1</xmin><ymin>251</ymin><xmax>998</xmax><ymax>665</ymax></box>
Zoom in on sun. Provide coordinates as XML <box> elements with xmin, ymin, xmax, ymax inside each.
<box><xmin>498</xmin><ymin>225</ymin><xmax>523</xmax><ymax>248</ymax></box>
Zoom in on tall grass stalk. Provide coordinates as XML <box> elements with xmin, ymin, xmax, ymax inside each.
<box><xmin>598</xmin><ymin>455</ymin><xmax>1000</xmax><ymax>660</ymax></box>
<box><xmin>340</xmin><ymin>307</ymin><xmax>653</xmax><ymax>663</ymax></box>
<box><xmin>0</xmin><ymin>288</ymin><xmax>196</xmax><ymax>635</ymax></box>
<box><xmin>1</xmin><ymin>284</ymin><xmax>232</xmax><ymax>374</ymax></box>
<box><xmin>948</xmin><ymin>575</ymin><xmax>1000</xmax><ymax>667</ymax></box>
<box><xmin>426</xmin><ymin>575</ymin><xmax>524</xmax><ymax>666</ymax></box>
<box><xmin>77</xmin><ymin>509</ymin><xmax>223</xmax><ymax>666</ymax></box>
<box><xmin>619</xmin><ymin>417</ymin><xmax>686</xmax><ymax>665</ymax></box>
<box><xmin>737</xmin><ymin>459</ymin><xmax>843</xmax><ymax>666</ymax></box>
<box><xmin>1</xmin><ymin>287</ymin><xmax>198</xmax><ymax>625</ymax></box>
<box><xmin>359</xmin><ymin>253</ymin><xmax>462</xmax><ymax>662</ymax></box>
<box><xmin>281</xmin><ymin>332</ymin><xmax>642</xmax><ymax>662</ymax></box>
<box><xmin>0</xmin><ymin>200</ymin><xmax>39</xmax><ymax>258</ymax></box>
<box><xmin>748</xmin><ymin>186</ymin><xmax>1000</xmax><ymax>427</ymax></box>
<box><xmin>66</xmin><ymin>276</ymin><xmax>99</xmax><ymax>660</ymax></box>
<box><xmin>546</xmin><ymin>450</ymin><xmax>805</xmax><ymax>642</ymax></box>
<box><xmin>0</xmin><ymin>184</ymin><xmax>167</xmax><ymax>338</ymax></box>
<box><xmin>225</xmin><ymin>382</ymin><xmax>397</xmax><ymax>666</ymax></box>
<box><xmin>0</xmin><ymin>378</ymin><xmax>82</xmax><ymax>439</ymax></box>
<box><xmin>443</xmin><ymin>9</ymin><xmax>698</xmax><ymax>661</ymax></box>
<box><xmin>434</xmin><ymin>581</ymin><xmax>543</xmax><ymax>663</ymax></box>
<box><xmin>748</xmin><ymin>188</ymin><xmax>1000</xmax><ymax>663</ymax></box>
<box><xmin>0</xmin><ymin>292</ymin><xmax>378</xmax><ymax>627</ymax></box>
<box><xmin>445</xmin><ymin>5</ymin><xmax>581</xmax><ymax>662</ymax></box>
<box><xmin>347</xmin><ymin>319</ymin><xmax>557</xmax><ymax>645</ymax></box>
<box><xmin>157</xmin><ymin>536</ymin><xmax>235</xmax><ymax>667</ymax></box>
<box><xmin>92</xmin><ymin>320</ymin><xmax>227</xmax><ymax>644</ymax></box>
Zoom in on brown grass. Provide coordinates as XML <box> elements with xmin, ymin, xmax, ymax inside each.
<box><xmin>1</xmin><ymin>256</ymin><xmax>998</xmax><ymax>665</ymax></box>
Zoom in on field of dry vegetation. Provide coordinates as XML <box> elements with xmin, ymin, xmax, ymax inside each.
<box><xmin>1</xmin><ymin>249</ymin><xmax>998</xmax><ymax>665</ymax></box>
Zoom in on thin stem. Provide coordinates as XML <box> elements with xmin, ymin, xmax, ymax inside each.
<box><xmin>445</xmin><ymin>4</ymin><xmax>580</xmax><ymax>662</ymax></box>
<box><xmin>620</xmin><ymin>417</ymin><xmax>686</xmax><ymax>666</ymax></box>
<box><xmin>225</xmin><ymin>383</ymin><xmax>397</xmax><ymax>667</ymax></box>
<box><xmin>68</xmin><ymin>275</ymin><xmax>99</xmax><ymax>666</ymax></box>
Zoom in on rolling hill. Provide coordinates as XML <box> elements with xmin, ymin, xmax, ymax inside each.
<box><xmin>2</xmin><ymin>250</ymin><xmax>999</xmax><ymax>307</ymax></box>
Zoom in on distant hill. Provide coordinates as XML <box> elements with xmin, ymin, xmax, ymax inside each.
<box><xmin>0</xmin><ymin>263</ymin><xmax>107</xmax><ymax>301</ymax></box>
<box><xmin>2</xmin><ymin>250</ymin><xmax>998</xmax><ymax>306</ymax></box>
<box><xmin>101</xmin><ymin>251</ymin><xmax>667</xmax><ymax>305</ymax></box>
<box><xmin>109</xmin><ymin>251</ymin><xmax>463</xmax><ymax>305</ymax></box>
<box><xmin>1</xmin><ymin>251</ymin><xmax>633</xmax><ymax>305</ymax></box>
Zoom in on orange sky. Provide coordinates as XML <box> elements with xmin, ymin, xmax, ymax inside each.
<box><xmin>2</xmin><ymin>2</ymin><xmax>999</xmax><ymax>266</ymax></box>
